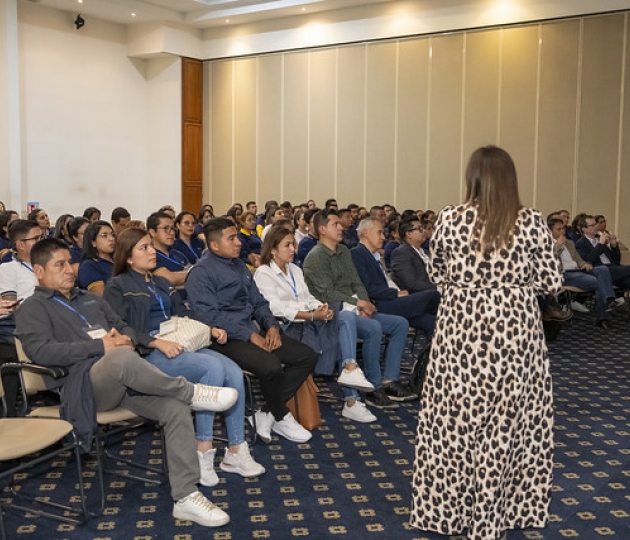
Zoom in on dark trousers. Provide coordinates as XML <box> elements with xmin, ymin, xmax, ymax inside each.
<box><xmin>211</xmin><ymin>334</ymin><xmax>317</xmax><ymax>421</ymax></box>
<box><xmin>607</xmin><ymin>264</ymin><xmax>630</xmax><ymax>288</ymax></box>
<box><xmin>0</xmin><ymin>341</ymin><xmax>19</xmax><ymax>417</ymax></box>
<box><xmin>376</xmin><ymin>289</ymin><xmax>441</xmax><ymax>336</ymax></box>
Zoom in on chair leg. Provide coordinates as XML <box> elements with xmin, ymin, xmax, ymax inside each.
<box><xmin>243</xmin><ymin>372</ymin><xmax>258</xmax><ymax>445</ymax></box>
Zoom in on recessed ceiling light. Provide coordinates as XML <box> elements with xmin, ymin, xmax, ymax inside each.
<box><xmin>225</xmin><ymin>19</ymin><xmax>230</xmax><ymax>23</ymax></box>
<box><xmin>301</xmin><ymin>7</ymin><xmax>306</xmax><ymax>11</ymax></box>
<box><xmin>78</xmin><ymin>0</ymin><xmax>83</xmax><ymax>4</ymax></box>
<box><xmin>131</xmin><ymin>12</ymin><xmax>136</xmax><ymax>17</ymax></box>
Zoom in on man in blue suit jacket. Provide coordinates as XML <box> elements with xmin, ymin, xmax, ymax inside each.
<box><xmin>575</xmin><ymin>214</ymin><xmax>630</xmax><ymax>289</ymax></box>
<box><xmin>350</xmin><ymin>218</ymin><xmax>440</xmax><ymax>337</ymax></box>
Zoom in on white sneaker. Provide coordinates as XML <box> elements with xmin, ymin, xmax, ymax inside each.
<box><xmin>220</xmin><ymin>442</ymin><xmax>265</xmax><ymax>477</ymax></box>
<box><xmin>247</xmin><ymin>410</ymin><xmax>274</xmax><ymax>444</ymax></box>
<box><xmin>337</xmin><ymin>365</ymin><xmax>375</xmax><ymax>392</ymax></box>
<box><xmin>272</xmin><ymin>412</ymin><xmax>312</xmax><ymax>443</ymax></box>
<box><xmin>173</xmin><ymin>491</ymin><xmax>229</xmax><ymax>527</ymax></box>
<box><xmin>570</xmin><ymin>301</ymin><xmax>589</xmax><ymax>313</ymax></box>
<box><xmin>342</xmin><ymin>400</ymin><xmax>377</xmax><ymax>423</ymax></box>
<box><xmin>197</xmin><ymin>448</ymin><xmax>218</xmax><ymax>487</ymax></box>
<box><xmin>191</xmin><ymin>384</ymin><xmax>238</xmax><ymax>412</ymax></box>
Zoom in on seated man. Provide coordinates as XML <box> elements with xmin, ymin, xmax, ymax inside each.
<box><xmin>303</xmin><ymin>209</ymin><xmax>414</xmax><ymax>409</ymax></box>
<box><xmin>575</xmin><ymin>214</ymin><xmax>630</xmax><ymax>291</ymax></box>
<box><xmin>549</xmin><ymin>218</ymin><xmax>619</xmax><ymax>329</ymax></box>
<box><xmin>15</xmin><ymin>238</ymin><xmax>237</xmax><ymax>527</ymax></box>
<box><xmin>390</xmin><ymin>217</ymin><xmax>437</xmax><ymax>294</ymax></box>
<box><xmin>110</xmin><ymin>206</ymin><xmax>131</xmax><ymax>235</ymax></box>
<box><xmin>296</xmin><ymin>208</ymin><xmax>319</xmax><ymax>267</ymax></box>
<box><xmin>0</xmin><ymin>219</ymin><xmax>43</xmax><ymax>416</ymax></box>
<box><xmin>350</xmin><ymin>218</ymin><xmax>440</xmax><ymax>338</ymax></box>
<box><xmin>339</xmin><ymin>208</ymin><xmax>359</xmax><ymax>250</ymax></box>
<box><xmin>186</xmin><ymin>218</ymin><xmax>318</xmax><ymax>444</ymax></box>
<box><xmin>147</xmin><ymin>211</ymin><xmax>190</xmax><ymax>298</ymax></box>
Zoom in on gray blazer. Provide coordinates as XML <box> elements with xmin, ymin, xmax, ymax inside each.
<box><xmin>390</xmin><ymin>243</ymin><xmax>436</xmax><ymax>294</ymax></box>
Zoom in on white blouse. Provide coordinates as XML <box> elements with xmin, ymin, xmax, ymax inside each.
<box><xmin>254</xmin><ymin>261</ymin><xmax>322</xmax><ymax>322</ymax></box>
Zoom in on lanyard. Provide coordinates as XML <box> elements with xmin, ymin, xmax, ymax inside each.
<box><xmin>146</xmin><ymin>281</ymin><xmax>168</xmax><ymax>320</ymax></box>
<box><xmin>16</xmin><ymin>258</ymin><xmax>33</xmax><ymax>273</ymax></box>
<box><xmin>157</xmin><ymin>250</ymin><xmax>186</xmax><ymax>269</ymax></box>
<box><xmin>52</xmin><ymin>296</ymin><xmax>93</xmax><ymax>328</ymax></box>
<box><xmin>184</xmin><ymin>243</ymin><xmax>200</xmax><ymax>261</ymax></box>
<box><xmin>279</xmin><ymin>267</ymin><xmax>298</xmax><ymax>298</ymax></box>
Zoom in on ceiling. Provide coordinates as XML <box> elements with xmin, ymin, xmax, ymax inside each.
<box><xmin>24</xmin><ymin>0</ymin><xmax>396</xmax><ymax>29</ymax></box>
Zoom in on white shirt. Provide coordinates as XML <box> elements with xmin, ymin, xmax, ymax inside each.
<box><xmin>556</xmin><ymin>243</ymin><xmax>579</xmax><ymax>271</ymax></box>
<box><xmin>588</xmin><ymin>236</ymin><xmax>611</xmax><ymax>265</ymax></box>
<box><xmin>254</xmin><ymin>261</ymin><xmax>322</xmax><ymax>322</ymax></box>
<box><xmin>0</xmin><ymin>258</ymin><xmax>39</xmax><ymax>318</ymax></box>
<box><xmin>413</xmin><ymin>245</ymin><xmax>429</xmax><ymax>264</ymax></box>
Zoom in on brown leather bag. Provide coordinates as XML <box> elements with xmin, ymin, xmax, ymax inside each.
<box><xmin>286</xmin><ymin>375</ymin><xmax>322</xmax><ymax>431</ymax></box>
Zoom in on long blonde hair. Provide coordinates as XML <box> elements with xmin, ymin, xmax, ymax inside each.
<box><xmin>464</xmin><ymin>146</ymin><xmax>521</xmax><ymax>254</ymax></box>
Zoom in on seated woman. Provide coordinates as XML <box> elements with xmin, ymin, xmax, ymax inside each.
<box><xmin>173</xmin><ymin>211</ymin><xmax>205</xmax><ymax>265</ymax></box>
<box><xmin>83</xmin><ymin>206</ymin><xmax>101</xmax><ymax>222</ymax></box>
<box><xmin>254</xmin><ymin>225</ymin><xmax>377</xmax><ymax>424</ymax></box>
<box><xmin>0</xmin><ymin>210</ymin><xmax>19</xmax><ymax>259</ymax></box>
<box><xmin>67</xmin><ymin>217</ymin><xmax>90</xmax><ymax>270</ymax></box>
<box><xmin>260</xmin><ymin>206</ymin><xmax>287</xmax><ymax>242</ymax></box>
<box><xmin>53</xmin><ymin>214</ymin><xmax>74</xmax><ymax>246</ymax></box>
<box><xmin>195</xmin><ymin>204</ymin><xmax>214</xmax><ymax>237</ymax></box>
<box><xmin>104</xmin><ymin>228</ymin><xmax>264</xmax><ymax>485</ymax></box>
<box><xmin>27</xmin><ymin>208</ymin><xmax>54</xmax><ymax>238</ymax></box>
<box><xmin>237</xmin><ymin>212</ymin><xmax>262</xmax><ymax>269</ymax></box>
<box><xmin>77</xmin><ymin>220</ymin><xmax>116</xmax><ymax>296</ymax></box>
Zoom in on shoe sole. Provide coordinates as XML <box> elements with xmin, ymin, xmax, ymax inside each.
<box><xmin>192</xmin><ymin>389</ymin><xmax>238</xmax><ymax>412</ymax></box>
<box><xmin>342</xmin><ymin>412</ymin><xmax>377</xmax><ymax>423</ymax></box>
<box><xmin>271</xmin><ymin>427</ymin><xmax>312</xmax><ymax>443</ymax></box>
<box><xmin>385</xmin><ymin>393</ymin><xmax>418</xmax><ymax>402</ymax></box>
<box><xmin>338</xmin><ymin>381</ymin><xmax>376</xmax><ymax>392</ymax></box>
<box><xmin>219</xmin><ymin>463</ymin><xmax>265</xmax><ymax>477</ymax></box>
<box><xmin>173</xmin><ymin>510</ymin><xmax>230</xmax><ymax>527</ymax></box>
<box><xmin>199</xmin><ymin>476</ymin><xmax>219</xmax><ymax>487</ymax></box>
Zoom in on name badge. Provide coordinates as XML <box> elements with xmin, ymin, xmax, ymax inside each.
<box><xmin>87</xmin><ymin>325</ymin><xmax>107</xmax><ymax>340</ymax></box>
<box><xmin>159</xmin><ymin>319</ymin><xmax>176</xmax><ymax>335</ymax></box>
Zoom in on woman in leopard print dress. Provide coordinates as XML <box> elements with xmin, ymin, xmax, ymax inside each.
<box><xmin>410</xmin><ymin>146</ymin><xmax>562</xmax><ymax>539</ymax></box>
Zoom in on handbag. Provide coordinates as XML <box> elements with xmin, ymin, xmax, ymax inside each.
<box><xmin>409</xmin><ymin>339</ymin><xmax>431</xmax><ymax>397</ymax></box>
<box><xmin>286</xmin><ymin>375</ymin><xmax>322</xmax><ymax>431</ymax></box>
<box><xmin>156</xmin><ymin>316</ymin><xmax>211</xmax><ymax>353</ymax></box>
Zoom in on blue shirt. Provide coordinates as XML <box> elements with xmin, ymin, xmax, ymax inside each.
<box><xmin>78</xmin><ymin>257</ymin><xmax>113</xmax><ymax>291</ymax></box>
<box><xmin>173</xmin><ymin>236</ymin><xmax>205</xmax><ymax>265</ymax></box>
<box><xmin>186</xmin><ymin>251</ymin><xmax>278</xmax><ymax>342</ymax></box>
<box><xmin>296</xmin><ymin>235</ymin><xmax>318</xmax><ymax>268</ymax></box>
<box><xmin>238</xmin><ymin>229</ymin><xmax>262</xmax><ymax>264</ymax></box>
<box><xmin>383</xmin><ymin>241</ymin><xmax>401</xmax><ymax>270</ymax></box>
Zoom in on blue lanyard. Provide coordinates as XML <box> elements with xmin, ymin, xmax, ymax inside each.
<box><xmin>146</xmin><ymin>281</ymin><xmax>168</xmax><ymax>320</ymax></box>
<box><xmin>17</xmin><ymin>259</ymin><xmax>33</xmax><ymax>273</ymax></box>
<box><xmin>184</xmin><ymin>243</ymin><xmax>200</xmax><ymax>261</ymax></box>
<box><xmin>52</xmin><ymin>297</ymin><xmax>93</xmax><ymax>328</ymax></box>
<box><xmin>279</xmin><ymin>267</ymin><xmax>298</xmax><ymax>298</ymax></box>
<box><xmin>157</xmin><ymin>250</ymin><xmax>186</xmax><ymax>269</ymax></box>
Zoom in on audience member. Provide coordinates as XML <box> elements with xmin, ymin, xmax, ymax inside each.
<box><xmin>186</xmin><ymin>218</ymin><xmax>318</xmax><ymax>444</ymax></box>
<box><xmin>111</xmin><ymin>207</ymin><xmax>131</xmax><ymax>235</ymax></box>
<box><xmin>383</xmin><ymin>218</ymin><xmax>401</xmax><ymax>270</ymax></box>
<box><xmin>595</xmin><ymin>214</ymin><xmax>627</xmax><ymax>251</ymax></box>
<box><xmin>104</xmin><ymin>228</ymin><xmax>264</xmax><ymax>487</ymax></box>
<box><xmin>77</xmin><ymin>220</ymin><xmax>116</xmax><ymax>296</ymax></box>
<box><xmin>147</xmin><ymin>212</ymin><xmax>190</xmax><ymax>295</ymax></box>
<box><xmin>339</xmin><ymin>208</ymin><xmax>359</xmax><ymax>250</ymax></box>
<box><xmin>67</xmin><ymin>216</ymin><xmax>90</xmax><ymax>270</ymax></box>
<box><xmin>83</xmin><ymin>206</ymin><xmax>101</xmax><ymax>222</ymax></box>
<box><xmin>237</xmin><ymin>211</ymin><xmax>262</xmax><ymax>268</ymax></box>
<box><xmin>28</xmin><ymin>208</ymin><xmax>53</xmax><ymax>238</ymax></box>
<box><xmin>303</xmin><ymin>209</ymin><xmax>413</xmax><ymax>409</ymax></box>
<box><xmin>390</xmin><ymin>218</ymin><xmax>437</xmax><ymax>294</ymax></box>
<box><xmin>16</xmin><ymin>238</ymin><xmax>238</xmax><ymax>528</ymax></box>
<box><xmin>174</xmin><ymin>211</ymin><xmax>205</xmax><ymax>265</ymax></box>
<box><xmin>296</xmin><ymin>208</ymin><xmax>319</xmax><ymax>267</ymax></box>
<box><xmin>53</xmin><ymin>214</ymin><xmax>74</xmax><ymax>246</ymax></box>
<box><xmin>293</xmin><ymin>210</ymin><xmax>309</xmax><ymax>245</ymax></box>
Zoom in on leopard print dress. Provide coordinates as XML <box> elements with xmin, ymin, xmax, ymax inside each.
<box><xmin>410</xmin><ymin>204</ymin><xmax>562</xmax><ymax>540</ymax></box>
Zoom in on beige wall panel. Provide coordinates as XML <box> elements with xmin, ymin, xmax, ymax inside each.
<box><xmin>309</xmin><ymin>48</ymin><xmax>337</xmax><ymax>206</ymax></box>
<box><xmin>577</xmin><ymin>14</ymin><xmax>624</xmax><ymax>217</ymax></box>
<box><xmin>257</xmin><ymin>54</ymin><xmax>283</xmax><ymax>206</ymax></box>
<box><xmin>616</xmin><ymin>13</ymin><xmax>630</xmax><ymax>245</ymax></box>
<box><xmin>233</xmin><ymin>58</ymin><xmax>257</xmax><ymax>208</ymax></box>
<box><xmin>337</xmin><ymin>45</ymin><xmax>366</xmax><ymax>206</ymax></box>
<box><xmin>428</xmin><ymin>34</ymin><xmax>464</xmax><ymax>211</ymax></box>
<box><xmin>210</xmin><ymin>60</ymin><xmax>233</xmax><ymax>212</ymax></box>
<box><xmin>500</xmin><ymin>26</ymin><xmax>539</xmax><ymax>207</ymax></box>
<box><xmin>397</xmin><ymin>39</ymin><xmax>429</xmax><ymax>210</ymax></box>
<box><xmin>283</xmin><ymin>51</ymin><xmax>310</xmax><ymax>204</ymax></box>
<box><xmin>463</xmin><ymin>30</ymin><xmax>500</xmax><ymax>164</ymax></box>
<box><xmin>365</xmin><ymin>42</ymin><xmax>397</xmax><ymax>207</ymax></box>
<box><xmin>536</xmin><ymin>20</ymin><xmax>580</xmax><ymax>218</ymax></box>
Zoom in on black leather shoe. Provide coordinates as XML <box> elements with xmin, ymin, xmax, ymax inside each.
<box><xmin>597</xmin><ymin>320</ymin><xmax>611</xmax><ymax>330</ymax></box>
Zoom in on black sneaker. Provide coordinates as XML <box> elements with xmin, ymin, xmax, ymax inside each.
<box><xmin>365</xmin><ymin>389</ymin><xmax>399</xmax><ymax>410</ymax></box>
<box><xmin>382</xmin><ymin>380</ymin><xmax>417</xmax><ymax>402</ymax></box>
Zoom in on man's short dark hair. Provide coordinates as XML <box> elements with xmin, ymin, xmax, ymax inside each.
<box><xmin>68</xmin><ymin>216</ymin><xmax>90</xmax><ymax>239</ymax></box>
<box><xmin>338</xmin><ymin>208</ymin><xmax>351</xmax><ymax>218</ymax></box>
<box><xmin>547</xmin><ymin>217</ymin><xmax>564</xmax><ymax>230</ymax></box>
<box><xmin>347</xmin><ymin>203</ymin><xmax>359</xmax><ymax>211</ymax></box>
<box><xmin>369</xmin><ymin>205</ymin><xmax>383</xmax><ymax>215</ymax></box>
<box><xmin>203</xmin><ymin>217</ymin><xmax>236</xmax><ymax>247</ymax></box>
<box><xmin>399</xmin><ymin>217</ymin><xmax>420</xmax><ymax>242</ymax></box>
<box><xmin>304</xmin><ymin>208</ymin><xmax>319</xmax><ymax>226</ymax></box>
<box><xmin>146</xmin><ymin>211</ymin><xmax>172</xmax><ymax>232</ymax></box>
<box><xmin>111</xmin><ymin>207</ymin><xmax>131</xmax><ymax>223</ymax></box>
<box><xmin>31</xmin><ymin>238</ymin><xmax>69</xmax><ymax>269</ymax></box>
<box><xmin>577</xmin><ymin>214</ymin><xmax>594</xmax><ymax>233</ymax></box>
<box><xmin>312</xmin><ymin>208</ymin><xmax>338</xmax><ymax>239</ymax></box>
<box><xmin>325</xmin><ymin>198</ymin><xmax>338</xmax><ymax>208</ymax></box>
<box><xmin>8</xmin><ymin>219</ymin><xmax>40</xmax><ymax>245</ymax></box>
<box><xmin>246</xmin><ymin>201</ymin><xmax>257</xmax><ymax>209</ymax></box>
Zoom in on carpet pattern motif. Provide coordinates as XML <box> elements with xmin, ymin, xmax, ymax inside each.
<box><xmin>2</xmin><ymin>312</ymin><xmax>629</xmax><ymax>539</ymax></box>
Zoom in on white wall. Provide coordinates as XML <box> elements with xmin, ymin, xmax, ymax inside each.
<box><xmin>14</xmin><ymin>2</ymin><xmax>181</xmax><ymax>222</ymax></box>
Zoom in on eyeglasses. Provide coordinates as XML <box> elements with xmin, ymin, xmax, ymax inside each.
<box><xmin>21</xmin><ymin>235</ymin><xmax>46</xmax><ymax>242</ymax></box>
<box><xmin>157</xmin><ymin>226</ymin><xmax>176</xmax><ymax>233</ymax></box>
<box><xmin>585</xmin><ymin>222</ymin><xmax>597</xmax><ymax>228</ymax></box>
<box><xmin>409</xmin><ymin>227</ymin><xmax>423</xmax><ymax>233</ymax></box>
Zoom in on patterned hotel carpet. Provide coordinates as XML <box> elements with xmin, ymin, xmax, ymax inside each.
<box><xmin>2</xmin><ymin>311</ymin><xmax>629</xmax><ymax>539</ymax></box>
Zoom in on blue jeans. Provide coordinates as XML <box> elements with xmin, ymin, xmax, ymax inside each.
<box><xmin>563</xmin><ymin>266</ymin><xmax>615</xmax><ymax>320</ymax></box>
<box><xmin>146</xmin><ymin>348</ymin><xmax>246</xmax><ymax>446</ymax></box>
<box><xmin>337</xmin><ymin>310</ymin><xmax>409</xmax><ymax>397</ymax></box>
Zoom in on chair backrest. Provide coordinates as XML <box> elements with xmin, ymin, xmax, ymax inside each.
<box><xmin>14</xmin><ymin>338</ymin><xmax>58</xmax><ymax>393</ymax></box>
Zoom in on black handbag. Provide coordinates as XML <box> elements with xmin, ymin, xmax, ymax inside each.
<box><xmin>409</xmin><ymin>339</ymin><xmax>431</xmax><ymax>397</ymax></box>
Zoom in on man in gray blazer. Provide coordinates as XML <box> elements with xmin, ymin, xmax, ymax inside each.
<box><xmin>390</xmin><ymin>218</ymin><xmax>437</xmax><ymax>295</ymax></box>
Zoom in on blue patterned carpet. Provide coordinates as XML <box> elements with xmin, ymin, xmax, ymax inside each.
<box><xmin>2</xmin><ymin>311</ymin><xmax>630</xmax><ymax>539</ymax></box>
